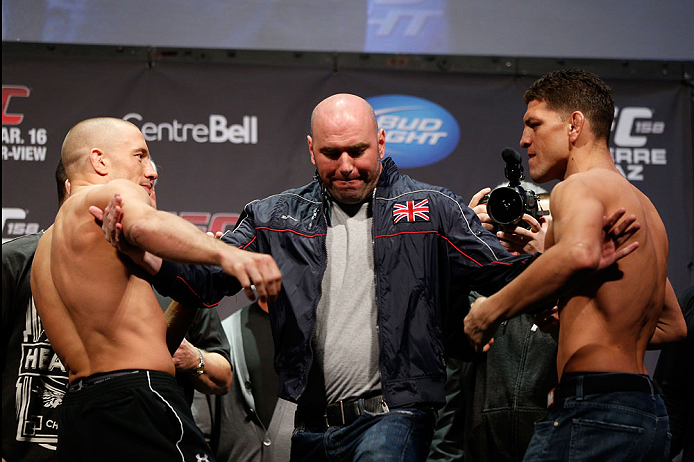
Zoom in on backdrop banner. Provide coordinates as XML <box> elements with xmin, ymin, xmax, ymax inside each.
<box><xmin>3</xmin><ymin>52</ymin><xmax>692</xmax><ymax>321</ymax></box>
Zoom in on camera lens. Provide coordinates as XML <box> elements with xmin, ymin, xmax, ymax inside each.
<box><xmin>487</xmin><ymin>187</ymin><xmax>524</xmax><ymax>225</ymax></box>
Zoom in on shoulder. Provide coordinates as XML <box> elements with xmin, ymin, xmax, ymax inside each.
<box><xmin>381</xmin><ymin>173</ymin><xmax>464</xmax><ymax>210</ymax></box>
<box><xmin>245</xmin><ymin>180</ymin><xmax>322</xmax><ymax>211</ymax></box>
<box><xmin>383</xmin><ymin>171</ymin><xmax>456</xmax><ymax>198</ymax></box>
<box><xmin>72</xmin><ymin>180</ymin><xmax>149</xmax><ymax>211</ymax></box>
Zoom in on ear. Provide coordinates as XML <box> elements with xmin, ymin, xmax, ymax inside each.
<box><xmin>64</xmin><ymin>179</ymin><xmax>71</xmax><ymax>196</ymax></box>
<box><xmin>377</xmin><ymin>128</ymin><xmax>386</xmax><ymax>159</ymax></box>
<box><xmin>568</xmin><ymin>111</ymin><xmax>585</xmax><ymax>143</ymax></box>
<box><xmin>89</xmin><ymin>149</ymin><xmax>108</xmax><ymax>176</ymax></box>
<box><xmin>307</xmin><ymin>135</ymin><xmax>316</xmax><ymax>166</ymax></box>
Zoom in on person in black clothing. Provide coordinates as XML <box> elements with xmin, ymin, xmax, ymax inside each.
<box><xmin>653</xmin><ymin>285</ymin><xmax>694</xmax><ymax>461</ymax></box>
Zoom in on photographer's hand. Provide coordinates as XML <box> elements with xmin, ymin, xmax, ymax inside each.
<box><xmin>469</xmin><ymin>187</ymin><xmax>495</xmax><ymax>232</ymax></box>
<box><xmin>497</xmin><ymin>213</ymin><xmax>549</xmax><ymax>254</ymax></box>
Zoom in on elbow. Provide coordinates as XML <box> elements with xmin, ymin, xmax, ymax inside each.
<box><xmin>210</xmin><ymin>370</ymin><xmax>233</xmax><ymax>395</ymax></box>
<box><xmin>568</xmin><ymin>244</ymin><xmax>601</xmax><ymax>273</ymax></box>
<box><xmin>673</xmin><ymin>318</ymin><xmax>688</xmax><ymax>343</ymax></box>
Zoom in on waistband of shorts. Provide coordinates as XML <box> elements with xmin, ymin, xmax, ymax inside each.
<box><xmin>67</xmin><ymin>369</ymin><xmax>175</xmax><ymax>394</ymax></box>
<box><xmin>549</xmin><ymin>372</ymin><xmax>654</xmax><ymax>408</ymax></box>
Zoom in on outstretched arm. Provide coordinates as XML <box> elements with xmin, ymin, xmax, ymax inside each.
<box><xmin>88</xmin><ymin>181</ymin><xmax>281</xmax><ymax>302</ymax></box>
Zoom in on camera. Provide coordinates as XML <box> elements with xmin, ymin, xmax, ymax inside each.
<box><xmin>480</xmin><ymin>148</ymin><xmax>548</xmax><ymax>231</ymax></box>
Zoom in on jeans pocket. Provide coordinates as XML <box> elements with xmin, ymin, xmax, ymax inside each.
<box><xmin>523</xmin><ymin>420</ymin><xmax>555</xmax><ymax>461</ymax></box>
<box><xmin>569</xmin><ymin>418</ymin><xmax>644</xmax><ymax>461</ymax></box>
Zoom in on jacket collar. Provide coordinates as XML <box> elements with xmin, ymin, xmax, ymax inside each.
<box><xmin>376</xmin><ymin>157</ymin><xmax>399</xmax><ymax>189</ymax></box>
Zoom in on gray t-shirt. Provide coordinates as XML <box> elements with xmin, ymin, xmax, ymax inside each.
<box><xmin>313</xmin><ymin>200</ymin><xmax>381</xmax><ymax>403</ymax></box>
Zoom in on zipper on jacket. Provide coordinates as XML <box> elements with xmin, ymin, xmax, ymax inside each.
<box><xmin>371</xmin><ymin>186</ymin><xmax>390</xmax><ymax>408</ymax></box>
<box><xmin>308</xmin><ymin>206</ymin><xmax>319</xmax><ymax>230</ymax></box>
<box><xmin>296</xmin><ymin>188</ymin><xmax>329</xmax><ymax>401</ymax></box>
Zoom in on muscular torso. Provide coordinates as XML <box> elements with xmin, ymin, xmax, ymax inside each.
<box><xmin>31</xmin><ymin>187</ymin><xmax>174</xmax><ymax>383</ymax></box>
<box><xmin>546</xmin><ymin>169</ymin><xmax>668</xmax><ymax>379</ymax></box>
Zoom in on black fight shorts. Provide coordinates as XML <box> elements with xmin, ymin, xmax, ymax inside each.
<box><xmin>58</xmin><ymin>369</ymin><xmax>215</xmax><ymax>462</ymax></box>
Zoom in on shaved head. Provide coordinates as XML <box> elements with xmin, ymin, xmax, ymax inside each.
<box><xmin>60</xmin><ymin>117</ymin><xmax>156</xmax><ymax>192</ymax></box>
<box><xmin>61</xmin><ymin>117</ymin><xmax>140</xmax><ymax>179</ymax></box>
<box><xmin>310</xmin><ymin>94</ymin><xmax>379</xmax><ymax>139</ymax></box>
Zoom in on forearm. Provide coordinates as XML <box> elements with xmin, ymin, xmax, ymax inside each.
<box><xmin>125</xmin><ymin>209</ymin><xmax>228</xmax><ymax>267</ymax></box>
<box><xmin>191</xmin><ymin>351</ymin><xmax>232</xmax><ymax>395</ymax></box>
<box><xmin>484</xmin><ymin>243</ymin><xmax>596</xmax><ymax>323</ymax></box>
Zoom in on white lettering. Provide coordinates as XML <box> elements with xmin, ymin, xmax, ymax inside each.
<box><xmin>418</xmin><ymin>118</ymin><xmax>442</xmax><ymax>131</ymax></box>
<box><xmin>2</xmin><ymin>127</ymin><xmax>22</xmax><ymax>144</ymax></box>
<box><xmin>614</xmin><ymin>107</ymin><xmax>652</xmax><ymax>147</ymax></box>
<box><xmin>632</xmin><ymin>148</ymin><xmax>650</xmax><ymax>165</ymax></box>
<box><xmin>368</xmin><ymin>9</ymin><xmax>442</xmax><ymax>36</ymax></box>
<box><xmin>123</xmin><ymin>113</ymin><xmax>257</xmax><ymax>144</ymax></box>
<box><xmin>609</xmin><ymin>147</ymin><xmax>667</xmax><ymax>165</ymax></box>
<box><xmin>626</xmin><ymin>165</ymin><xmax>644</xmax><ymax>181</ymax></box>
<box><xmin>2</xmin><ymin>207</ymin><xmax>26</xmax><ymax>233</ymax></box>
<box><xmin>1</xmin><ymin>146</ymin><xmax>47</xmax><ymax>161</ymax></box>
<box><xmin>651</xmin><ymin>149</ymin><xmax>667</xmax><ymax>165</ymax></box>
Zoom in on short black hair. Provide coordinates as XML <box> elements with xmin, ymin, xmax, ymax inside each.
<box><xmin>55</xmin><ymin>158</ymin><xmax>68</xmax><ymax>205</ymax></box>
<box><xmin>523</xmin><ymin>69</ymin><xmax>614</xmax><ymax>141</ymax></box>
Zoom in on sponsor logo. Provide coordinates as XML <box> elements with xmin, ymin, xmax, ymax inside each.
<box><xmin>610</xmin><ymin>106</ymin><xmax>667</xmax><ymax>181</ymax></box>
<box><xmin>393</xmin><ymin>199</ymin><xmax>430</xmax><ymax>223</ymax></box>
<box><xmin>2</xmin><ymin>85</ymin><xmax>30</xmax><ymax>125</ymax></box>
<box><xmin>2</xmin><ymin>86</ymin><xmax>49</xmax><ymax>162</ymax></box>
<box><xmin>175</xmin><ymin>212</ymin><xmax>240</xmax><ymax>235</ymax></box>
<box><xmin>123</xmin><ymin>113</ymin><xmax>258</xmax><ymax>144</ymax></box>
<box><xmin>367</xmin><ymin>94</ymin><xmax>460</xmax><ymax>168</ymax></box>
<box><xmin>368</xmin><ymin>4</ymin><xmax>442</xmax><ymax>38</ymax></box>
<box><xmin>2</xmin><ymin>207</ymin><xmax>40</xmax><ymax>243</ymax></box>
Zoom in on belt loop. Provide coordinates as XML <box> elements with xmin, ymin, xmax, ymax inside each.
<box><xmin>646</xmin><ymin>375</ymin><xmax>655</xmax><ymax>398</ymax></box>
<box><xmin>339</xmin><ymin>400</ymin><xmax>346</xmax><ymax>426</ymax></box>
<box><xmin>576</xmin><ymin>375</ymin><xmax>584</xmax><ymax>401</ymax></box>
<box><xmin>357</xmin><ymin>398</ymin><xmax>365</xmax><ymax>415</ymax></box>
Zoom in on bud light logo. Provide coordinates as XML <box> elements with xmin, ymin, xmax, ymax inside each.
<box><xmin>367</xmin><ymin>94</ymin><xmax>460</xmax><ymax>168</ymax></box>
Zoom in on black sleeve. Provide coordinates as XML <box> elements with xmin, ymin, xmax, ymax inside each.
<box><xmin>652</xmin><ymin>285</ymin><xmax>694</xmax><ymax>458</ymax></box>
<box><xmin>186</xmin><ymin>308</ymin><xmax>232</xmax><ymax>367</ymax></box>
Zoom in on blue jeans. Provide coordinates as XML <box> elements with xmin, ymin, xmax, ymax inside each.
<box><xmin>290</xmin><ymin>406</ymin><xmax>437</xmax><ymax>462</ymax></box>
<box><xmin>523</xmin><ymin>374</ymin><xmax>671</xmax><ymax>462</ymax></box>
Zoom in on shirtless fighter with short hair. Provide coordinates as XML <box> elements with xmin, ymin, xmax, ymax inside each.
<box><xmin>30</xmin><ymin>117</ymin><xmax>281</xmax><ymax>462</ymax></box>
<box><xmin>464</xmin><ymin>70</ymin><xmax>686</xmax><ymax>461</ymax></box>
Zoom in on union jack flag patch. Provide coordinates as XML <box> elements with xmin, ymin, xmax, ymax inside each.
<box><xmin>393</xmin><ymin>199</ymin><xmax>430</xmax><ymax>223</ymax></box>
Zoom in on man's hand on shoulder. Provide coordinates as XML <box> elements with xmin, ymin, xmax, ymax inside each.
<box><xmin>598</xmin><ymin>208</ymin><xmax>640</xmax><ymax>270</ymax></box>
<box><xmin>89</xmin><ymin>192</ymin><xmax>163</xmax><ymax>274</ymax></box>
<box><xmin>496</xmin><ymin>213</ymin><xmax>548</xmax><ymax>254</ymax></box>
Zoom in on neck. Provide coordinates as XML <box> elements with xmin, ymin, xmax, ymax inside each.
<box><xmin>563</xmin><ymin>139</ymin><xmax>616</xmax><ymax>179</ymax></box>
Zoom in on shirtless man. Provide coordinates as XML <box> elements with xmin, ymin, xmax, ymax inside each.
<box><xmin>464</xmin><ymin>70</ymin><xmax>686</xmax><ymax>461</ymax></box>
<box><xmin>30</xmin><ymin>117</ymin><xmax>281</xmax><ymax>462</ymax></box>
